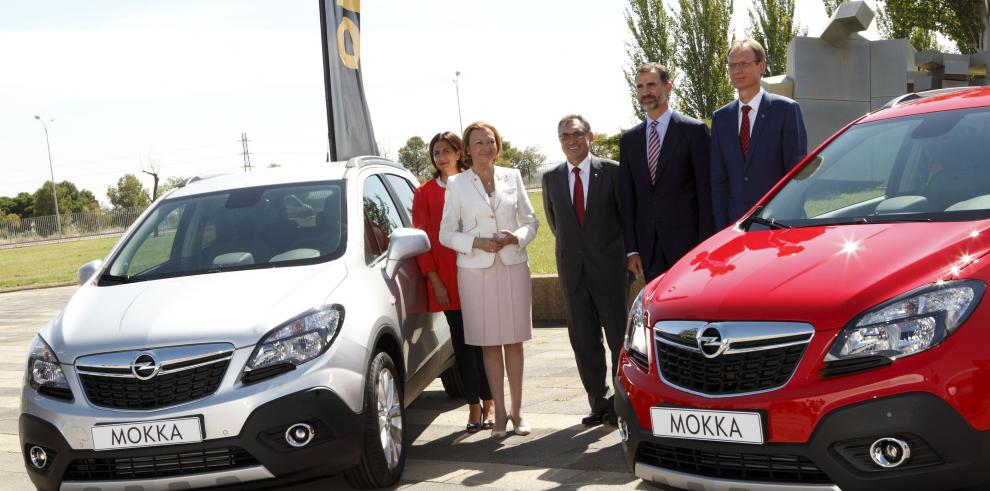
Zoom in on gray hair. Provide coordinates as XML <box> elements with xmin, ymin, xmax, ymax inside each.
<box><xmin>557</xmin><ymin>114</ymin><xmax>591</xmax><ymax>134</ymax></box>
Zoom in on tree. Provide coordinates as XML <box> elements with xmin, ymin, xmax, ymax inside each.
<box><xmin>397</xmin><ymin>136</ymin><xmax>431</xmax><ymax>181</ymax></box>
<box><xmin>156</xmin><ymin>176</ymin><xmax>185</xmax><ymax>198</ymax></box>
<box><xmin>267</xmin><ymin>163</ymin><xmax>282</xmax><ymax>168</ymax></box>
<box><xmin>32</xmin><ymin>181</ymin><xmax>99</xmax><ymax>216</ymax></box>
<box><xmin>624</xmin><ymin>0</ymin><xmax>678</xmax><ymax>120</ymax></box>
<box><xmin>107</xmin><ymin>174</ymin><xmax>151</xmax><ymax>211</ymax></box>
<box><xmin>2</xmin><ymin>193</ymin><xmax>35</xmax><ymax>218</ymax></box>
<box><xmin>875</xmin><ymin>0</ymin><xmax>987</xmax><ymax>53</ymax></box>
<box><xmin>494</xmin><ymin>140</ymin><xmax>546</xmax><ymax>186</ymax></box>
<box><xmin>673</xmin><ymin>0</ymin><xmax>735</xmax><ymax>120</ymax></box>
<box><xmin>822</xmin><ymin>0</ymin><xmax>841</xmax><ymax>18</ymax></box>
<box><xmin>747</xmin><ymin>0</ymin><xmax>806</xmax><ymax>77</ymax></box>
<box><xmin>590</xmin><ymin>132</ymin><xmax>622</xmax><ymax>162</ymax></box>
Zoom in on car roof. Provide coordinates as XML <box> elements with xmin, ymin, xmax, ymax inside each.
<box><xmin>166</xmin><ymin>157</ymin><xmax>411</xmax><ymax>199</ymax></box>
<box><xmin>860</xmin><ymin>86</ymin><xmax>990</xmax><ymax>124</ymax></box>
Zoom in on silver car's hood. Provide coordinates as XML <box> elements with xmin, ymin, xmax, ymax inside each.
<box><xmin>45</xmin><ymin>262</ymin><xmax>347</xmax><ymax>363</ymax></box>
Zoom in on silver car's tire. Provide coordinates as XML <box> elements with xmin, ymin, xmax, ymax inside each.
<box><xmin>344</xmin><ymin>351</ymin><xmax>405</xmax><ymax>489</ymax></box>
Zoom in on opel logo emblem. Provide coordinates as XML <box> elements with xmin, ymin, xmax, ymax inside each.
<box><xmin>131</xmin><ymin>353</ymin><xmax>160</xmax><ymax>381</ymax></box>
<box><xmin>697</xmin><ymin>326</ymin><xmax>729</xmax><ymax>359</ymax></box>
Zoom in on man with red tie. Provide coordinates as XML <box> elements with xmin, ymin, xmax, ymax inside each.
<box><xmin>542</xmin><ymin>114</ymin><xmax>627</xmax><ymax>426</ymax></box>
<box><xmin>710</xmin><ymin>37</ymin><xmax>808</xmax><ymax>230</ymax></box>
<box><xmin>619</xmin><ymin>63</ymin><xmax>714</xmax><ymax>283</ymax></box>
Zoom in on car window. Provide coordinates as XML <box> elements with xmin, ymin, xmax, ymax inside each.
<box><xmin>103</xmin><ymin>181</ymin><xmax>345</xmax><ymax>283</ymax></box>
<box><xmin>383</xmin><ymin>174</ymin><xmax>415</xmax><ymax>225</ymax></box>
<box><xmin>760</xmin><ymin>106</ymin><xmax>990</xmax><ymax>225</ymax></box>
<box><xmin>363</xmin><ymin>174</ymin><xmax>404</xmax><ymax>264</ymax></box>
<box><xmin>126</xmin><ymin>207</ymin><xmax>184</xmax><ymax>276</ymax></box>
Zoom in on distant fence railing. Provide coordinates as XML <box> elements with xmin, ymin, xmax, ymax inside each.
<box><xmin>0</xmin><ymin>209</ymin><xmax>144</xmax><ymax>245</ymax></box>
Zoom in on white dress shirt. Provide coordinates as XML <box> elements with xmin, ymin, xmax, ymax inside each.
<box><xmin>737</xmin><ymin>88</ymin><xmax>765</xmax><ymax>137</ymax></box>
<box><xmin>566</xmin><ymin>155</ymin><xmax>591</xmax><ymax>208</ymax></box>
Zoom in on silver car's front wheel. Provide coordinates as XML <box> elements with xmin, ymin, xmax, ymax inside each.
<box><xmin>376</xmin><ymin>363</ymin><xmax>402</xmax><ymax>469</ymax></box>
<box><xmin>345</xmin><ymin>350</ymin><xmax>405</xmax><ymax>489</ymax></box>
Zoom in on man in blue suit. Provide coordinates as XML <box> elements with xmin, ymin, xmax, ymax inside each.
<box><xmin>710</xmin><ymin>37</ymin><xmax>808</xmax><ymax>230</ymax></box>
<box><xmin>620</xmin><ymin>63</ymin><xmax>714</xmax><ymax>282</ymax></box>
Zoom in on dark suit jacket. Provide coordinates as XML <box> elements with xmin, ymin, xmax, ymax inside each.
<box><xmin>619</xmin><ymin>112</ymin><xmax>714</xmax><ymax>274</ymax></box>
<box><xmin>710</xmin><ymin>92</ymin><xmax>808</xmax><ymax>229</ymax></box>
<box><xmin>542</xmin><ymin>157</ymin><xmax>626</xmax><ymax>295</ymax></box>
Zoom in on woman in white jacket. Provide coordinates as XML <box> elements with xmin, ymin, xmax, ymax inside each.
<box><xmin>439</xmin><ymin>121</ymin><xmax>538</xmax><ymax>438</ymax></box>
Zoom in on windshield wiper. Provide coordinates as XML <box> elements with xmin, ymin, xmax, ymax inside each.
<box><xmin>742</xmin><ymin>215</ymin><xmax>791</xmax><ymax>230</ymax></box>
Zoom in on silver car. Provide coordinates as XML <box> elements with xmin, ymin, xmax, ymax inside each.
<box><xmin>20</xmin><ymin>157</ymin><xmax>463</xmax><ymax>490</ymax></box>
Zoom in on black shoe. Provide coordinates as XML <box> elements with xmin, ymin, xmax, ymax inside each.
<box><xmin>582</xmin><ymin>412</ymin><xmax>606</xmax><ymax>426</ymax></box>
<box><xmin>603</xmin><ymin>411</ymin><xmax>618</xmax><ymax>426</ymax></box>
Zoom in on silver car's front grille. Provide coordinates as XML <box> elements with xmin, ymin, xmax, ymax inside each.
<box><xmin>653</xmin><ymin>321</ymin><xmax>814</xmax><ymax>397</ymax></box>
<box><xmin>75</xmin><ymin>344</ymin><xmax>234</xmax><ymax>410</ymax></box>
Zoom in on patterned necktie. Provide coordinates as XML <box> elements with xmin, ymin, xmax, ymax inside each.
<box><xmin>648</xmin><ymin>120</ymin><xmax>660</xmax><ymax>184</ymax></box>
<box><xmin>740</xmin><ymin>105</ymin><xmax>752</xmax><ymax>159</ymax></box>
<box><xmin>572</xmin><ymin>166</ymin><xmax>585</xmax><ymax>225</ymax></box>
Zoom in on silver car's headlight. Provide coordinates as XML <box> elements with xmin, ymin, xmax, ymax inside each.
<box><xmin>243</xmin><ymin>305</ymin><xmax>344</xmax><ymax>383</ymax></box>
<box><xmin>26</xmin><ymin>336</ymin><xmax>72</xmax><ymax>400</ymax></box>
<box><xmin>826</xmin><ymin>280</ymin><xmax>985</xmax><ymax>364</ymax></box>
<box><xmin>624</xmin><ymin>287</ymin><xmax>649</xmax><ymax>366</ymax></box>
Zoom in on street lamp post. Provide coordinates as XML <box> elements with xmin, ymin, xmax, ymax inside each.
<box><xmin>34</xmin><ymin>115</ymin><xmax>62</xmax><ymax>239</ymax></box>
<box><xmin>453</xmin><ymin>71</ymin><xmax>464</xmax><ymax>131</ymax></box>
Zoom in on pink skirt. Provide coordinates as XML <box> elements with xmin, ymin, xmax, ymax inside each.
<box><xmin>457</xmin><ymin>256</ymin><xmax>533</xmax><ymax>346</ymax></box>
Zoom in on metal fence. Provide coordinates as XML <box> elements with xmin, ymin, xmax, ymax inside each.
<box><xmin>0</xmin><ymin>209</ymin><xmax>144</xmax><ymax>246</ymax></box>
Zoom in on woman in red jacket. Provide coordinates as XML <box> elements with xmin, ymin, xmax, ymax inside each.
<box><xmin>413</xmin><ymin>131</ymin><xmax>494</xmax><ymax>433</ymax></box>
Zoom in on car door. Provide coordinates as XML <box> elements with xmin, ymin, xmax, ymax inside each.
<box><xmin>361</xmin><ymin>172</ymin><xmax>434</xmax><ymax>391</ymax></box>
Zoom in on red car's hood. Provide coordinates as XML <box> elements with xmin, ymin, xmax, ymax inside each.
<box><xmin>648</xmin><ymin>221</ymin><xmax>990</xmax><ymax>330</ymax></box>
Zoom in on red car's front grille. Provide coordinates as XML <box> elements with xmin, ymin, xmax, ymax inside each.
<box><xmin>655</xmin><ymin>340</ymin><xmax>806</xmax><ymax>396</ymax></box>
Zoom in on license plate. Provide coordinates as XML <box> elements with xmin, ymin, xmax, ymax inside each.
<box><xmin>92</xmin><ymin>417</ymin><xmax>203</xmax><ymax>451</ymax></box>
<box><xmin>651</xmin><ymin>407</ymin><xmax>764</xmax><ymax>444</ymax></box>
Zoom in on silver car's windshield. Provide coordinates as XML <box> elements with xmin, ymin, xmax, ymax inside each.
<box><xmin>102</xmin><ymin>181</ymin><xmax>345</xmax><ymax>283</ymax></box>
<box><xmin>755</xmin><ymin>106</ymin><xmax>990</xmax><ymax>229</ymax></box>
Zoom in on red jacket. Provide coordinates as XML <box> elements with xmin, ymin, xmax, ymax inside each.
<box><xmin>412</xmin><ymin>178</ymin><xmax>460</xmax><ymax>312</ymax></box>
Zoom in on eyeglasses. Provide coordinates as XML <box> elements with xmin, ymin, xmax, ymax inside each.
<box><xmin>726</xmin><ymin>60</ymin><xmax>759</xmax><ymax>71</ymax></box>
<box><xmin>558</xmin><ymin>131</ymin><xmax>586</xmax><ymax>142</ymax></box>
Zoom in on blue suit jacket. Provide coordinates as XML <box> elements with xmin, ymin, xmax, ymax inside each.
<box><xmin>710</xmin><ymin>92</ymin><xmax>807</xmax><ymax>229</ymax></box>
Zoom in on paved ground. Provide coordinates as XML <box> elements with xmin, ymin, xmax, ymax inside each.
<box><xmin>0</xmin><ymin>286</ymin><xmax>653</xmax><ymax>490</ymax></box>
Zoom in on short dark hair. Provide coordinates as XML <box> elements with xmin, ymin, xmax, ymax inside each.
<box><xmin>636</xmin><ymin>62</ymin><xmax>671</xmax><ymax>84</ymax></box>
<box><xmin>557</xmin><ymin>114</ymin><xmax>591</xmax><ymax>135</ymax></box>
<box><xmin>428</xmin><ymin>131</ymin><xmax>468</xmax><ymax>178</ymax></box>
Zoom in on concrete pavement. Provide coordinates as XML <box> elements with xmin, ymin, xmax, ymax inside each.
<box><xmin>0</xmin><ymin>286</ymin><xmax>652</xmax><ymax>490</ymax></box>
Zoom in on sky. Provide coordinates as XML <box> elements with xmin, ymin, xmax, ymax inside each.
<box><xmin>0</xmin><ymin>1</ymin><xmax>876</xmax><ymax>205</ymax></box>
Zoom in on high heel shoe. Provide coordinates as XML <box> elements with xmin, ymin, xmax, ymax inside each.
<box><xmin>490</xmin><ymin>412</ymin><xmax>509</xmax><ymax>438</ymax></box>
<box><xmin>481</xmin><ymin>400</ymin><xmax>495</xmax><ymax>430</ymax></box>
<box><xmin>509</xmin><ymin>415</ymin><xmax>531</xmax><ymax>436</ymax></box>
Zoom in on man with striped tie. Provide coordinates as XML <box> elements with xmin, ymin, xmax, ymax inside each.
<box><xmin>619</xmin><ymin>62</ymin><xmax>715</xmax><ymax>282</ymax></box>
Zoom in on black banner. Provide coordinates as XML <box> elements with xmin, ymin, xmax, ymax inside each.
<box><xmin>320</xmin><ymin>0</ymin><xmax>378</xmax><ymax>161</ymax></box>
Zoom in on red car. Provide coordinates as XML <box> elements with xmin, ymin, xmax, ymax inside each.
<box><xmin>615</xmin><ymin>86</ymin><xmax>990</xmax><ymax>491</ymax></box>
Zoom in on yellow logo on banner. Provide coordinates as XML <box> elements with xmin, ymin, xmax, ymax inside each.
<box><xmin>337</xmin><ymin>0</ymin><xmax>360</xmax><ymax>69</ymax></box>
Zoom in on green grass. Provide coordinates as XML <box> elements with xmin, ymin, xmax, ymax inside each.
<box><xmin>0</xmin><ymin>194</ymin><xmax>560</xmax><ymax>292</ymax></box>
<box><xmin>526</xmin><ymin>190</ymin><xmax>556</xmax><ymax>275</ymax></box>
<box><xmin>0</xmin><ymin>237</ymin><xmax>120</xmax><ymax>292</ymax></box>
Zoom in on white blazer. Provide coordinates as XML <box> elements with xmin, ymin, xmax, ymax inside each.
<box><xmin>439</xmin><ymin>167</ymin><xmax>539</xmax><ymax>269</ymax></box>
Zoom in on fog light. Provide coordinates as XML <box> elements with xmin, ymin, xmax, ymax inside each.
<box><xmin>285</xmin><ymin>423</ymin><xmax>315</xmax><ymax>448</ymax></box>
<box><xmin>870</xmin><ymin>437</ymin><xmax>910</xmax><ymax>468</ymax></box>
<box><xmin>617</xmin><ymin>417</ymin><xmax>629</xmax><ymax>443</ymax></box>
<box><xmin>28</xmin><ymin>446</ymin><xmax>48</xmax><ymax>469</ymax></box>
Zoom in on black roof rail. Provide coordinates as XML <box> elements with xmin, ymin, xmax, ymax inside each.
<box><xmin>176</xmin><ymin>172</ymin><xmax>229</xmax><ymax>188</ymax></box>
<box><xmin>344</xmin><ymin>155</ymin><xmax>406</xmax><ymax>170</ymax></box>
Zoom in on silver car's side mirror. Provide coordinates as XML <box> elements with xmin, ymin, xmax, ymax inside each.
<box><xmin>384</xmin><ymin>228</ymin><xmax>430</xmax><ymax>279</ymax></box>
<box><xmin>77</xmin><ymin>259</ymin><xmax>103</xmax><ymax>285</ymax></box>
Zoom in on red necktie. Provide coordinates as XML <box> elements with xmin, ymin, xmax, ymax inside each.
<box><xmin>572</xmin><ymin>166</ymin><xmax>585</xmax><ymax>225</ymax></box>
<box><xmin>740</xmin><ymin>105</ymin><xmax>752</xmax><ymax>159</ymax></box>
